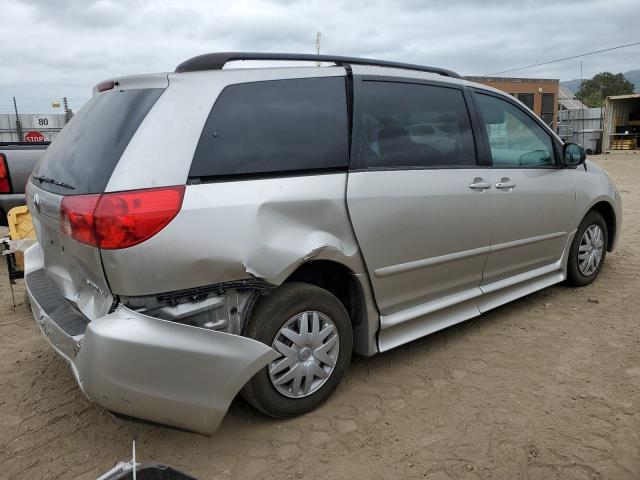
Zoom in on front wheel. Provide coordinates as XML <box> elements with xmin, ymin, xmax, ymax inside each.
<box><xmin>567</xmin><ymin>210</ymin><xmax>608</xmax><ymax>286</ymax></box>
<box><xmin>241</xmin><ymin>282</ymin><xmax>352</xmax><ymax>418</ymax></box>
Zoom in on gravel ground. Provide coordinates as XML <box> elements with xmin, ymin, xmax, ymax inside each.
<box><xmin>1</xmin><ymin>152</ymin><xmax>640</xmax><ymax>480</ymax></box>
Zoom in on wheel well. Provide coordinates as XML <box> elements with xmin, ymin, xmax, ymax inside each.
<box><xmin>590</xmin><ymin>201</ymin><xmax>616</xmax><ymax>251</ymax></box>
<box><xmin>284</xmin><ymin>260</ymin><xmax>363</xmax><ymax>327</ymax></box>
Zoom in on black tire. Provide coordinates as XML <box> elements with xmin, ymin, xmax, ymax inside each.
<box><xmin>567</xmin><ymin>210</ymin><xmax>608</xmax><ymax>286</ymax></box>
<box><xmin>241</xmin><ymin>282</ymin><xmax>352</xmax><ymax>418</ymax></box>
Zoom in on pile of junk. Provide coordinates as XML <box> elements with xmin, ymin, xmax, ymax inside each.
<box><xmin>1</xmin><ymin>206</ymin><xmax>36</xmax><ymax>306</ymax></box>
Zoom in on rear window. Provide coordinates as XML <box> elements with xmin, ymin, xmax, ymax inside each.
<box><xmin>33</xmin><ymin>88</ymin><xmax>164</xmax><ymax>195</ymax></box>
<box><xmin>189</xmin><ymin>76</ymin><xmax>349</xmax><ymax>179</ymax></box>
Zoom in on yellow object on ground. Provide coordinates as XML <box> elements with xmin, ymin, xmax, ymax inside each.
<box><xmin>7</xmin><ymin>206</ymin><xmax>35</xmax><ymax>270</ymax></box>
<box><xmin>8</xmin><ymin>206</ymin><xmax>35</xmax><ymax>240</ymax></box>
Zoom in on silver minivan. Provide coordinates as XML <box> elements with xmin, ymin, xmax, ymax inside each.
<box><xmin>25</xmin><ymin>53</ymin><xmax>621</xmax><ymax>434</ymax></box>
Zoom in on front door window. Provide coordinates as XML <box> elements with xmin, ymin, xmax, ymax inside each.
<box><xmin>475</xmin><ymin>93</ymin><xmax>555</xmax><ymax>167</ymax></box>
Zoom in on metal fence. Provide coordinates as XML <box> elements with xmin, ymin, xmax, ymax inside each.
<box><xmin>0</xmin><ymin>113</ymin><xmax>67</xmax><ymax>142</ymax></box>
<box><xmin>557</xmin><ymin>107</ymin><xmax>603</xmax><ymax>153</ymax></box>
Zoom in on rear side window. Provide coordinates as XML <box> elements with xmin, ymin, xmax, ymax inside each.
<box><xmin>190</xmin><ymin>76</ymin><xmax>349</xmax><ymax>179</ymax></box>
<box><xmin>355</xmin><ymin>81</ymin><xmax>476</xmax><ymax>169</ymax></box>
<box><xmin>33</xmin><ymin>88</ymin><xmax>164</xmax><ymax>195</ymax></box>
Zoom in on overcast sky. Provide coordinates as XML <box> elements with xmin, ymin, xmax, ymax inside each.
<box><xmin>1</xmin><ymin>0</ymin><xmax>638</xmax><ymax>114</ymax></box>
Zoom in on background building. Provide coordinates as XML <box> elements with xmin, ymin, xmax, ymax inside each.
<box><xmin>465</xmin><ymin>76</ymin><xmax>559</xmax><ymax>128</ymax></box>
<box><xmin>602</xmin><ymin>93</ymin><xmax>640</xmax><ymax>151</ymax></box>
<box><xmin>558</xmin><ymin>86</ymin><xmax>588</xmax><ymax>112</ymax></box>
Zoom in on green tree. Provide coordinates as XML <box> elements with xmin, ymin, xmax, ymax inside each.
<box><xmin>576</xmin><ymin>72</ymin><xmax>634</xmax><ymax>107</ymax></box>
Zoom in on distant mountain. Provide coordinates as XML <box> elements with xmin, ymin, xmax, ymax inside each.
<box><xmin>561</xmin><ymin>69</ymin><xmax>640</xmax><ymax>93</ymax></box>
<box><xmin>561</xmin><ymin>78</ymin><xmax>583</xmax><ymax>93</ymax></box>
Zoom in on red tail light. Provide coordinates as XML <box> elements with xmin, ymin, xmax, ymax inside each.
<box><xmin>60</xmin><ymin>194</ymin><xmax>100</xmax><ymax>245</ymax></box>
<box><xmin>60</xmin><ymin>186</ymin><xmax>185</xmax><ymax>249</ymax></box>
<box><xmin>0</xmin><ymin>154</ymin><xmax>11</xmax><ymax>193</ymax></box>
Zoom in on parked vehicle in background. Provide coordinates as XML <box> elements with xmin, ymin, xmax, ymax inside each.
<box><xmin>24</xmin><ymin>53</ymin><xmax>622</xmax><ymax>435</ymax></box>
<box><xmin>0</xmin><ymin>142</ymin><xmax>48</xmax><ymax>225</ymax></box>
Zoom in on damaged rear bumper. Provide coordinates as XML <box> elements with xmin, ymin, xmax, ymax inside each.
<box><xmin>24</xmin><ymin>243</ymin><xmax>279</xmax><ymax>435</ymax></box>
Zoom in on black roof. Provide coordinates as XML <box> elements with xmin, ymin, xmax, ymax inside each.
<box><xmin>175</xmin><ymin>52</ymin><xmax>461</xmax><ymax>79</ymax></box>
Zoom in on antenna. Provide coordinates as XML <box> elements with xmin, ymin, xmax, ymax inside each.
<box><xmin>315</xmin><ymin>31</ymin><xmax>321</xmax><ymax>67</ymax></box>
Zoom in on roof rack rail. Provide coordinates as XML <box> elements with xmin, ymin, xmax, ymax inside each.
<box><xmin>175</xmin><ymin>52</ymin><xmax>462</xmax><ymax>79</ymax></box>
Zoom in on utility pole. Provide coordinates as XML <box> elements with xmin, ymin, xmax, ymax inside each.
<box><xmin>580</xmin><ymin>60</ymin><xmax>585</xmax><ymax>147</ymax></box>
<box><xmin>315</xmin><ymin>30</ymin><xmax>321</xmax><ymax>66</ymax></box>
<box><xmin>13</xmin><ymin>97</ymin><xmax>23</xmax><ymax>142</ymax></box>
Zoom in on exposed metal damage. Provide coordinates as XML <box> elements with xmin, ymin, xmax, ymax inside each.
<box><xmin>27</xmin><ymin>239</ymin><xmax>280</xmax><ymax>435</ymax></box>
<box><xmin>121</xmin><ymin>278</ymin><xmax>275</xmax><ymax>335</ymax></box>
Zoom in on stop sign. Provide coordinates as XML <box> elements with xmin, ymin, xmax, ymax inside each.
<box><xmin>25</xmin><ymin>131</ymin><xmax>45</xmax><ymax>142</ymax></box>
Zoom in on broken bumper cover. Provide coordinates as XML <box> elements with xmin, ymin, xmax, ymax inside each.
<box><xmin>24</xmin><ymin>243</ymin><xmax>279</xmax><ymax>435</ymax></box>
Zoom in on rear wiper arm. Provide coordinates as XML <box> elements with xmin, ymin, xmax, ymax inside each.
<box><xmin>32</xmin><ymin>174</ymin><xmax>76</xmax><ymax>190</ymax></box>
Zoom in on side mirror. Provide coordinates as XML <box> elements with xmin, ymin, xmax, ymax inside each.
<box><xmin>563</xmin><ymin>142</ymin><xmax>586</xmax><ymax>166</ymax></box>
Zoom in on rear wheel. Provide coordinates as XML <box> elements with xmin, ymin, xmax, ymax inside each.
<box><xmin>241</xmin><ymin>282</ymin><xmax>352</xmax><ymax>418</ymax></box>
<box><xmin>567</xmin><ymin>210</ymin><xmax>608</xmax><ymax>286</ymax></box>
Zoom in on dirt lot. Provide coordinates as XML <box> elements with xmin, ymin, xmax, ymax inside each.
<box><xmin>1</xmin><ymin>152</ymin><xmax>640</xmax><ymax>480</ymax></box>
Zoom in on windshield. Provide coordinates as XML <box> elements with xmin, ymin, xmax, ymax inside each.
<box><xmin>32</xmin><ymin>88</ymin><xmax>164</xmax><ymax>195</ymax></box>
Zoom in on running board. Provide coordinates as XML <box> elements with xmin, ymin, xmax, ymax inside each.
<box><xmin>377</xmin><ymin>233</ymin><xmax>575</xmax><ymax>353</ymax></box>
<box><xmin>478</xmin><ymin>263</ymin><xmax>565</xmax><ymax>312</ymax></box>
<box><xmin>378</xmin><ymin>292</ymin><xmax>480</xmax><ymax>352</ymax></box>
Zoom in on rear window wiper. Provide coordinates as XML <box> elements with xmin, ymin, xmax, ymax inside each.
<box><xmin>32</xmin><ymin>174</ymin><xmax>76</xmax><ymax>190</ymax></box>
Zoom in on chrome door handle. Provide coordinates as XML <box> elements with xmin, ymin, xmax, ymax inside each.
<box><xmin>495</xmin><ymin>179</ymin><xmax>516</xmax><ymax>189</ymax></box>
<box><xmin>469</xmin><ymin>179</ymin><xmax>491</xmax><ymax>190</ymax></box>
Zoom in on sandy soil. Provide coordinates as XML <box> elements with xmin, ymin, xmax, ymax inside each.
<box><xmin>1</xmin><ymin>152</ymin><xmax>640</xmax><ymax>479</ymax></box>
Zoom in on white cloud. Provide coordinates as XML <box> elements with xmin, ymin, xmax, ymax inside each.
<box><xmin>1</xmin><ymin>0</ymin><xmax>638</xmax><ymax>113</ymax></box>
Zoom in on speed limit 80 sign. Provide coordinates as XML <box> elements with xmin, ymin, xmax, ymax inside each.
<box><xmin>32</xmin><ymin>115</ymin><xmax>53</xmax><ymax>128</ymax></box>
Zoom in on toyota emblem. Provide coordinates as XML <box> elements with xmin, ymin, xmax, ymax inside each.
<box><xmin>33</xmin><ymin>193</ymin><xmax>41</xmax><ymax>213</ymax></box>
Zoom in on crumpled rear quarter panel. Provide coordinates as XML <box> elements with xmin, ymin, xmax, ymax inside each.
<box><xmin>101</xmin><ymin>173</ymin><xmax>364</xmax><ymax>296</ymax></box>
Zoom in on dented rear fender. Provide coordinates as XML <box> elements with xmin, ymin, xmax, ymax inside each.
<box><xmin>101</xmin><ymin>173</ymin><xmax>364</xmax><ymax>296</ymax></box>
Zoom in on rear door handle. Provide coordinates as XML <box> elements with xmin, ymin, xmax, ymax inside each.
<box><xmin>495</xmin><ymin>178</ymin><xmax>516</xmax><ymax>190</ymax></box>
<box><xmin>469</xmin><ymin>178</ymin><xmax>491</xmax><ymax>190</ymax></box>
